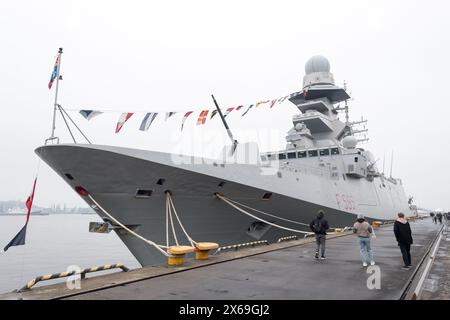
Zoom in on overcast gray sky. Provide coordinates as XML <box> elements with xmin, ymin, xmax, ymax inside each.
<box><xmin>1</xmin><ymin>0</ymin><xmax>449</xmax><ymax>211</ymax></box>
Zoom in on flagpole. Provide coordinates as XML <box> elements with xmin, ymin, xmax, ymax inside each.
<box><xmin>46</xmin><ymin>47</ymin><xmax>63</xmax><ymax>144</ymax></box>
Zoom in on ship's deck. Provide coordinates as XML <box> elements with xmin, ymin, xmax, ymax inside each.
<box><xmin>0</xmin><ymin>217</ymin><xmax>443</xmax><ymax>300</ymax></box>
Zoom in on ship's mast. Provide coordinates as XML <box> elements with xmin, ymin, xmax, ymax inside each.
<box><xmin>46</xmin><ymin>47</ymin><xmax>63</xmax><ymax>145</ymax></box>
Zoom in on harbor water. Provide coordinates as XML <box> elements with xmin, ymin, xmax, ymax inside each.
<box><xmin>0</xmin><ymin>214</ymin><xmax>140</xmax><ymax>293</ymax></box>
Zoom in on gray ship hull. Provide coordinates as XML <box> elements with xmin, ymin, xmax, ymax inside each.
<box><xmin>35</xmin><ymin>144</ymin><xmax>368</xmax><ymax>266</ymax></box>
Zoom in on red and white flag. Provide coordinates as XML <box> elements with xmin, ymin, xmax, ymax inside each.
<box><xmin>115</xmin><ymin>112</ymin><xmax>134</xmax><ymax>133</ymax></box>
<box><xmin>25</xmin><ymin>177</ymin><xmax>38</xmax><ymax>224</ymax></box>
<box><xmin>2</xmin><ymin>177</ymin><xmax>37</xmax><ymax>252</ymax></box>
<box><xmin>224</xmin><ymin>107</ymin><xmax>234</xmax><ymax>118</ymax></box>
<box><xmin>197</xmin><ymin>110</ymin><xmax>209</xmax><ymax>125</ymax></box>
<box><xmin>181</xmin><ymin>111</ymin><xmax>193</xmax><ymax>131</ymax></box>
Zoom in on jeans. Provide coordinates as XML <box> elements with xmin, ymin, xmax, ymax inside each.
<box><xmin>399</xmin><ymin>242</ymin><xmax>411</xmax><ymax>266</ymax></box>
<box><xmin>315</xmin><ymin>234</ymin><xmax>326</xmax><ymax>257</ymax></box>
<box><xmin>358</xmin><ymin>237</ymin><xmax>373</xmax><ymax>263</ymax></box>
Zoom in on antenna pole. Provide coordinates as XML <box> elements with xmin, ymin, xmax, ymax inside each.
<box><xmin>211</xmin><ymin>94</ymin><xmax>238</xmax><ymax>153</ymax></box>
<box><xmin>343</xmin><ymin>80</ymin><xmax>349</xmax><ymax>126</ymax></box>
<box><xmin>390</xmin><ymin>150</ymin><xmax>394</xmax><ymax>178</ymax></box>
<box><xmin>46</xmin><ymin>47</ymin><xmax>63</xmax><ymax>144</ymax></box>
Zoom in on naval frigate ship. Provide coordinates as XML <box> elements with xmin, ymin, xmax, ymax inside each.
<box><xmin>35</xmin><ymin>56</ymin><xmax>414</xmax><ymax>266</ymax></box>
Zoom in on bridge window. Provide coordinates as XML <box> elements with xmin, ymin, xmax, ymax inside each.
<box><xmin>319</xmin><ymin>149</ymin><xmax>330</xmax><ymax>156</ymax></box>
<box><xmin>297</xmin><ymin>151</ymin><xmax>307</xmax><ymax>158</ymax></box>
<box><xmin>331</xmin><ymin>148</ymin><xmax>339</xmax><ymax>155</ymax></box>
<box><xmin>278</xmin><ymin>153</ymin><xmax>286</xmax><ymax>160</ymax></box>
<box><xmin>308</xmin><ymin>150</ymin><xmax>318</xmax><ymax>157</ymax></box>
<box><xmin>260</xmin><ymin>155</ymin><xmax>267</xmax><ymax>161</ymax></box>
<box><xmin>287</xmin><ymin>152</ymin><xmax>296</xmax><ymax>159</ymax></box>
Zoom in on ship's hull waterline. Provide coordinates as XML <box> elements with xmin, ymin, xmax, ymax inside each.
<box><xmin>35</xmin><ymin>144</ymin><xmax>411</xmax><ymax>266</ymax></box>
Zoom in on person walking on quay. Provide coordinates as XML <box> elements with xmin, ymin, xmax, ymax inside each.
<box><xmin>393</xmin><ymin>212</ymin><xmax>413</xmax><ymax>270</ymax></box>
<box><xmin>353</xmin><ymin>214</ymin><xmax>375</xmax><ymax>267</ymax></box>
<box><xmin>436</xmin><ymin>211</ymin><xmax>443</xmax><ymax>224</ymax></box>
<box><xmin>309</xmin><ymin>210</ymin><xmax>329</xmax><ymax>260</ymax></box>
<box><xmin>432</xmin><ymin>212</ymin><xmax>437</xmax><ymax>224</ymax></box>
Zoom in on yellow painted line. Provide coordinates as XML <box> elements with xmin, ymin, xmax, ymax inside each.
<box><xmin>42</xmin><ymin>274</ymin><xmax>53</xmax><ymax>280</ymax></box>
<box><xmin>59</xmin><ymin>271</ymin><xmax>69</xmax><ymax>277</ymax></box>
<box><xmin>90</xmin><ymin>267</ymin><xmax>99</xmax><ymax>272</ymax></box>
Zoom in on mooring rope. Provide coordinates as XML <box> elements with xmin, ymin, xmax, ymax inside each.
<box><xmin>88</xmin><ymin>195</ymin><xmax>169</xmax><ymax>256</ymax></box>
<box><xmin>215</xmin><ymin>193</ymin><xmax>314</xmax><ymax>235</ymax></box>
<box><xmin>223</xmin><ymin>197</ymin><xmax>310</xmax><ymax>227</ymax></box>
<box><xmin>167</xmin><ymin>194</ymin><xmax>197</xmax><ymax>247</ymax></box>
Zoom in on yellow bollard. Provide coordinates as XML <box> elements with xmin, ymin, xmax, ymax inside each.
<box><xmin>195</xmin><ymin>242</ymin><xmax>219</xmax><ymax>260</ymax></box>
<box><xmin>334</xmin><ymin>228</ymin><xmax>342</xmax><ymax>233</ymax></box>
<box><xmin>372</xmin><ymin>221</ymin><xmax>382</xmax><ymax>229</ymax></box>
<box><xmin>167</xmin><ymin>246</ymin><xmax>195</xmax><ymax>266</ymax></box>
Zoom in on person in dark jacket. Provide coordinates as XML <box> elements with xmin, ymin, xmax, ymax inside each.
<box><xmin>393</xmin><ymin>212</ymin><xmax>413</xmax><ymax>270</ymax></box>
<box><xmin>309</xmin><ymin>210</ymin><xmax>329</xmax><ymax>260</ymax></box>
<box><xmin>436</xmin><ymin>212</ymin><xmax>443</xmax><ymax>224</ymax></box>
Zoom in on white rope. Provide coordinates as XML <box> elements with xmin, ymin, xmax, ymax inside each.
<box><xmin>165</xmin><ymin>196</ymin><xmax>169</xmax><ymax>248</ymax></box>
<box><xmin>167</xmin><ymin>193</ymin><xmax>179</xmax><ymax>246</ymax></box>
<box><xmin>216</xmin><ymin>194</ymin><xmax>313</xmax><ymax>235</ymax></box>
<box><xmin>168</xmin><ymin>195</ymin><xmax>197</xmax><ymax>247</ymax></box>
<box><xmin>88</xmin><ymin>195</ymin><xmax>169</xmax><ymax>256</ymax></box>
<box><xmin>224</xmin><ymin>197</ymin><xmax>310</xmax><ymax>227</ymax></box>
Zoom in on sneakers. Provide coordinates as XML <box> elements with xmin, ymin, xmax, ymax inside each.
<box><xmin>315</xmin><ymin>253</ymin><xmax>319</xmax><ymax>259</ymax></box>
<box><xmin>370</xmin><ymin>261</ymin><xmax>376</xmax><ymax>266</ymax></box>
<box><xmin>363</xmin><ymin>262</ymin><xmax>368</xmax><ymax>267</ymax></box>
<box><xmin>320</xmin><ymin>256</ymin><xmax>326</xmax><ymax>260</ymax></box>
<box><xmin>401</xmin><ymin>266</ymin><xmax>410</xmax><ymax>270</ymax></box>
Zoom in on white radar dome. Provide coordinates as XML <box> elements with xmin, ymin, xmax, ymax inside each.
<box><xmin>342</xmin><ymin>135</ymin><xmax>358</xmax><ymax>149</ymax></box>
<box><xmin>305</xmin><ymin>55</ymin><xmax>331</xmax><ymax>74</ymax></box>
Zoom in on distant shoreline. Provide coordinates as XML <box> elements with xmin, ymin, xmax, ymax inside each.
<box><xmin>0</xmin><ymin>212</ymin><xmax>95</xmax><ymax>216</ymax></box>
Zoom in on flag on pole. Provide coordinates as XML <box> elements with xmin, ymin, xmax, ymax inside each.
<box><xmin>181</xmin><ymin>111</ymin><xmax>193</xmax><ymax>131</ymax></box>
<box><xmin>48</xmin><ymin>55</ymin><xmax>60</xmax><ymax>90</ymax></box>
<box><xmin>197</xmin><ymin>110</ymin><xmax>209</xmax><ymax>125</ymax></box>
<box><xmin>139</xmin><ymin>112</ymin><xmax>158</xmax><ymax>131</ymax></box>
<box><xmin>165</xmin><ymin>112</ymin><xmax>176</xmax><ymax>121</ymax></box>
<box><xmin>79</xmin><ymin>110</ymin><xmax>103</xmax><ymax>120</ymax></box>
<box><xmin>235</xmin><ymin>105</ymin><xmax>243</xmax><ymax>111</ymax></box>
<box><xmin>223</xmin><ymin>107</ymin><xmax>234</xmax><ymax>118</ymax></box>
<box><xmin>241</xmin><ymin>104</ymin><xmax>254</xmax><ymax>117</ymax></box>
<box><xmin>115</xmin><ymin>112</ymin><xmax>134</xmax><ymax>133</ymax></box>
<box><xmin>2</xmin><ymin>177</ymin><xmax>37</xmax><ymax>252</ymax></box>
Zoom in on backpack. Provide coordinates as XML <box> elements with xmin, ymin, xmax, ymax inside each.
<box><xmin>313</xmin><ymin>219</ymin><xmax>323</xmax><ymax>233</ymax></box>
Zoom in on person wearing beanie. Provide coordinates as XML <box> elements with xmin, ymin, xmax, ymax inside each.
<box><xmin>394</xmin><ymin>212</ymin><xmax>413</xmax><ymax>270</ymax></box>
<box><xmin>353</xmin><ymin>214</ymin><xmax>375</xmax><ymax>267</ymax></box>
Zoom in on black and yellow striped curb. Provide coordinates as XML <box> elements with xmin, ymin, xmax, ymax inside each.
<box><xmin>214</xmin><ymin>240</ymin><xmax>269</xmax><ymax>254</ymax></box>
<box><xmin>19</xmin><ymin>263</ymin><xmax>129</xmax><ymax>291</ymax></box>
